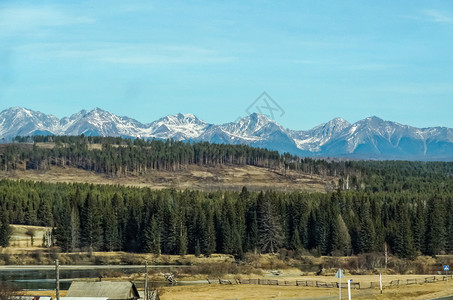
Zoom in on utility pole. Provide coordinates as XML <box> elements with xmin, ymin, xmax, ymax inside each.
<box><xmin>55</xmin><ymin>259</ymin><xmax>60</xmax><ymax>300</ymax></box>
<box><xmin>347</xmin><ymin>279</ymin><xmax>352</xmax><ymax>300</ymax></box>
<box><xmin>335</xmin><ymin>268</ymin><xmax>345</xmax><ymax>300</ymax></box>
<box><xmin>144</xmin><ymin>260</ymin><xmax>149</xmax><ymax>300</ymax></box>
<box><xmin>379</xmin><ymin>273</ymin><xmax>383</xmax><ymax>294</ymax></box>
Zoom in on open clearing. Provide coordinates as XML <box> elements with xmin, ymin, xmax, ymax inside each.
<box><xmin>0</xmin><ymin>165</ymin><xmax>331</xmax><ymax>192</ymax></box>
<box><xmin>20</xmin><ymin>275</ymin><xmax>453</xmax><ymax>300</ymax></box>
<box><xmin>8</xmin><ymin>224</ymin><xmax>49</xmax><ymax>250</ymax></box>
<box><xmin>158</xmin><ymin>277</ymin><xmax>453</xmax><ymax>300</ymax></box>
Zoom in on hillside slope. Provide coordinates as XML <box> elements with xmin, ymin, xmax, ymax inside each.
<box><xmin>0</xmin><ymin>165</ymin><xmax>331</xmax><ymax>193</ymax></box>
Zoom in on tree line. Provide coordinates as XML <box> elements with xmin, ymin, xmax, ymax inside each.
<box><xmin>0</xmin><ymin>179</ymin><xmax>452</xmax><ymax>259</ymax></box>
<box><xmin>3</xmin><ymin>135</ymin><xmax>282</xmax><ymax>174</ymax></box>
<box><xmin>2</xmin><ymin>136</ymin><xmax>453</xmax><ymax>191</ymax></box>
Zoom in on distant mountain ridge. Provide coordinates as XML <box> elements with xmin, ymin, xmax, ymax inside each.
<box><xmin>1</xmin><ymin>106</ymin><xmax>453</xmax><ymax>161</ymax></box>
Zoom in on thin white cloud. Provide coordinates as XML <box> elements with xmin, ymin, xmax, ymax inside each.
<box><xmin>289</xmin><ymin>59</ymin><xmax>397</xmax><ymax>71</ymax></box>
<box><xmin>0</xmin><ymin>6</ymin><xmax>94</xmax><ymax>33</ymax></box>
<box><xmin>347</xmin><ymin>63</ymin><xmax>396</xmax><ymax>71</ymax></box>
<box><xmin>423</xmin><ymin>9</ymin><xmax>453</xmax><ymax>24</ymax></box>
<box><xmin>14</xmin><ymin>42</ymin><xmax>234</xmax><ymax>65</ymax></box>
<box><xmin>290</xmin><ymin>59</ymin><xmax>319</xmax><ymax>65</ymax></box>
<box><xmin>377</xmin><ymin>83</ymin><xmax>453</xmax><ymax>95</ymax></box>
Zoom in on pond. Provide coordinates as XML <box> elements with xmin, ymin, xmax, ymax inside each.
<box><xmin>0</xmin><ymin>265</ymin><xmax>183</xmax><ymax>291</ymax></box>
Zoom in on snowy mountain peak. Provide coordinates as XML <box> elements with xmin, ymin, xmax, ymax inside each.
<box><xmin>220</xmin><ymin>113</ymin><xmax>280</xmax><ymax>138</ymax></box>
<box><xmin>176</xmin><ymin>112</ymin><xmax>196</xmax><ymax>119</ymax></box>
<box><xmin>8</xmin><ymin>106</ymin><xmax>29</xmax><ymax>113</ymax></box>
<box><xmin>319</xmin><ymin>117</ymin><xmax>351</xmax><ymax>133</ymax></box>
<box><xmin>328</xmin><ymin>117</ymin><xmax>350</xmax><ymax>126</ymax></box>
<box><xmin>0</xmin><ymin>107</ymin><xmax>59</xmax><ymax>138</ymax></box>
<box><xmin>155</xmin><ymin>113</ymin><xmax>207</xmax><ymax>126</ymax></box>
<box><xmin>6</xmin><ymin>107</ymin><xmax>46</xmax><ymax>118</ymax></box>
<box><xmin>146</xmin><ymin>113</ymin><xmax>209</xmax><ymax>140</ymax></box>
<box><xmin>248</xmin><ymin>112</ymin><xmax>273</xmax><ymax>123</ymax></box>
<box><xmin>1</xmin><ymin>107</ymin><xmax>453</xmax><ymax>160</ymax></box>
<box><xmin>87</xmin><ymin>107</ymin><xmax>115</xmax><ymax>117</ymax></box>
<box><xmin>361</xmin><ymin>116</ymin><xmax>386</xmax><ymax>125</ymax></box>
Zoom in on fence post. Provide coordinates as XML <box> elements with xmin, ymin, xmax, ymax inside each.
<box><xmin>380</xmin><ymin>273</ymin><xmax>382</xmax><ymax>294</ymax></box>
<box><xmin>55</xmin><ymin>259</ymin><xmax>60</xmax><ymax>300</ymax></box>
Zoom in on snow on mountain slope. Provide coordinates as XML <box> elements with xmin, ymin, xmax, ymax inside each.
<box><xmin>291</xmin><ymin>117</ymin><xmax>351</xmax><ymax>152</ymax></box>
<box><xmin>59</xmin><ymin>108</ymin><xmax>145</xmax><ymax>137</ymax></box>
<box><xmin>200</xmin><ymin>113</ymin><xmax>285</xmax><ymax>142</ymax></box>
<box><xmin>1</xmin><ymin>107</ymin><xmax>453</xmax><ymax>160</ymax></box>
<box><xmin>145</xmin><ymin>113</ymin><xmax>209</xmax><ymax>140</ymax></box>
<box><xmin>0</xmin><ymin>107</ymin><xmax>60</xmax><ymax>138</ymax></box>
<box><xmin>197</xmin><ymin>113</ymin><xmax>302</xmax><ymax>154</ymax></box>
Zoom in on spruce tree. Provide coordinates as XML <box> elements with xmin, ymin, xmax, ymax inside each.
<box><xmin>145</xmin><ymin>215</ymin><xmax>161</xmax><ymax>256</ymax></box>
<box><xmin>104</xmin><ymin>206</ymin><xmax>119</xmax><ymax>252</ymax></box>
<box><xmin>358</xmin><ymin>201</ymin><xmax>376</xmax><ymax>253</ymax></box>
<box><xmin>393</xmin><ymin>203</ymin><xmax>416</xmax><ymax>258</ymax></box>
<box><xmin>177</xmin><ymin>223</ymin><xmax>188</xmax><ymax>256</ymax></box>
<box><xmin>202</xmin><ymin>209</ymin><xmax>216</xmax><ymax>256</ymax></box>
<box><xmin>55</xmin><ymin>203</ymin><xmax>72</xmax><ymax>252</ymax></box>
<box><xmin>425</xmin><ymin>196</ymin><xmax>446</xmax><ymax>255</ymax></box>
<box><xmin>290</xmin><ymin>227</ymin><xmax>302</xmax><ymax>251</ymax></box>
<box><xmin>412</xmin><ymin>199</ymin><xmax>425</xmax><ymax>254</ymax></box>
<box><xmin>445</xmin><ymin>198</ymin><xmax>453</xmax><ymax>254</ymax></box>
<box><xmin>0</xmin><ymin>210</ymin><xmax>12</xmax><ymax>247</ymax></box>
<box><xmin>80</xmin><ymin>192</ymin><xmax>103</xmax><ymax>252</ymax></box>
<box><xmin>70</xmin><ymin>205</ymin><xmax>80</xmax><ymax>251</ymax></box>
<box><xmin>257</xmin><ymin>192</ymin><xmax>283</xmax><ymax>253</ymax></box>
<box><xmin>194</xmin><ymin>239</ymin><xmax>201</xmax><ymax>257</ymax></box>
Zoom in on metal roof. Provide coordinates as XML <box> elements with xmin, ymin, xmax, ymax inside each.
<box><xmin>61</xmin><ymin>298</ymin><xmax>108</xmax><ymax>300</ymax></box>
<box><xmin>66</xmin><ymin>281</ymin><xmax>140</xmax><ymax>299</ymax></box>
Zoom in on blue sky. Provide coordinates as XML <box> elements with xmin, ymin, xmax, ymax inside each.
<box><xmin>1</xmin><ymin>0</ymin><xmax>453</xmax><ymax>129</ymax></box>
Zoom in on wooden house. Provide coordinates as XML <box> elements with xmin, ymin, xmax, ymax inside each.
<box><xmin>65</xmin><ymin>281</ymin><xmax>140</xmax><ymax>300</ymax></box>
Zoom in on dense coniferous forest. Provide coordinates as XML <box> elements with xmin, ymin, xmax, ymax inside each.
<box><xmin>0</xmin><ymin>136</ymin><xmax>453</xmax><ymax>258</ymax></box>
<box><xmin>0</xmin><ymin>180</ymin><xmax>452</xmax><ymax>258</ymax></box>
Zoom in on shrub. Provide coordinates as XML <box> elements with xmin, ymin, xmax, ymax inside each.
<box><xmin>94</xmin><ymin>255</ymin><xmax>109</xmax><ymax>265</ymax></box>
<box><xmin>100</xmin><ymin>270</ymin><xmax>124</xmax><ymax>278</ymax></box>
<box><xmin>121</xmin><ymin>253</ymin><xmax>143</xmax><ymax>265</ymax></box>
<box><xmin>181</xmin><ymin>262</ymin><xmax>261</xmax><ymax>277</ymax></box>
<box><xmin>356</xmin><ymin>253</ymin><xmax>385</xmax><ymax>270</ymax></box>
<box><xmin>31</xmin><ymin>250</ymin><xmax>44</xmax><ymax>263</ymax></box>
<box><xmin>322</xmin><ymin>257</ymin><xmax>341</xmax><ymax>269</ymax></box>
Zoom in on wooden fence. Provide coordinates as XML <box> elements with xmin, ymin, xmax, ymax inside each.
<box><xmin>208</xmin><ymin>274</ymin><xmax>453</xmax><ymax>290</ymax></box>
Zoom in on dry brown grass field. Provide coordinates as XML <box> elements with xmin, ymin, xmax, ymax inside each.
<box><xmin>19</xmin><ymin>273</ymin><xmax>453</xmax><ymax>299</ymax></box>
<box><xmin>0</xmin><ymin>164</ymin><xmax>331</xmax><ymax>192</ymax></box>
<box><xmin>5</xmin><ymin>250</ymin><xmax>453</xmax><ymax>299</ymax></box>
<box><xmin>8</xmin><ymin>224</ymin><xmax>49</xmax><ymax>250</ymax></box>
<box><xmin>157</xmin><ymin>280</ymin><xmax>453</xmax><ymax>300</ymax></box>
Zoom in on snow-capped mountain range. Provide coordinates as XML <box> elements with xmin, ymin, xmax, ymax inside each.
<box><xmin>1</xmin><ymin>106</ymin><xmax>453</xmax><ymax>161</ymax></box>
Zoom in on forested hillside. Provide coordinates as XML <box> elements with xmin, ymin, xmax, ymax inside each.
<box><xmin>1</xmin><ymin>136</ymin><xmax>453</xmax><ymax>258</ymax></box>
<box><xmin>2</xmin><ymin>136</ymin><xmax>453</xmax><ymax>188</ymax></box>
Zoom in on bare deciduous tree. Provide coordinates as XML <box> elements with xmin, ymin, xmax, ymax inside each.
<box><xmin>0</xmin><ymin>281</ymin><xmax>20</xmax><ymax>300</ymax></box>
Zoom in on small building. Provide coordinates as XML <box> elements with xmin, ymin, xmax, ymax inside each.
<box><xmin>61</xmin><ymin>298</ymin><xmax>107</xmax><ymax>300</ymax></box>
<box><xmin>11</xmin><ymin>297</ymin><xmax>53</xmax><ymax>300</ymax></box>
<box><xmin>66</xmin><ymin>281</ymin><xmax>140</xmax><ymax>300</ymax></box>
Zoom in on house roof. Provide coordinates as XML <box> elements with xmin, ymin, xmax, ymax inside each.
<box><xmin>66</xmin><ymin>281</ymin><xmax>140</xmax><ymax>299</ymax></box>
<box><xmin>61</xmin><ymin>298</ymin><xmax>108</xmax><ymax>300</ymax></box>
